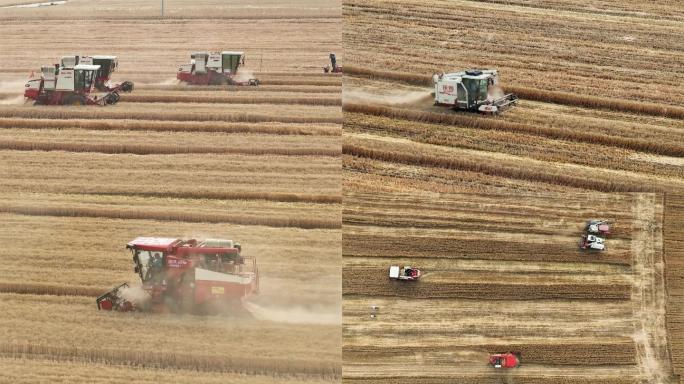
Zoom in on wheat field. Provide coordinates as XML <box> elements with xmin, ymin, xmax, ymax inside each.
<box><xmin>0</xmin><ymin>0</ymin><xmax>341</xmax><ymax>382</ymax></box>
<box><xmin>342</xmin><ymin>1</ymin><xmax>683</xmax><ymax>383</ymax></box>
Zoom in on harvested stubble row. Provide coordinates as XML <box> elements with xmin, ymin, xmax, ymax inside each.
<box><xmin>0</xmin><ymin>139</ymin><xmax>340</xmax><ymax>157</ymax></box>
<box><xmin>0</xmin><ymin>118</ymin><xmax>341</xmax><ymax>136</ymax></box>
<box><xmin>664</xmin><ymin>194</ymin><xmax>684</xmax><ymax>384</ymax></box>
<box><xmin>343</xmin><ymin>66</ymin><xmax>684</xmax><ymax>119</ymax></box>
<box><xmin>0</xmin><ymin>204</ymin><xmax>341</xmax><ymax>230</ymax></box>
<box><xmin>343</xmin><ymin>103</ymin><xmax>684</xmax><ymax>156</ymax></box>
<box><xmin>74</xmin><ymin>190</ymin><xmax>341</xmax><ymax>204</ymax></box>
<box><xmin>342</xmin><ymin>267</ymin><xmax>631</xmax><ymax>300</ymax></box>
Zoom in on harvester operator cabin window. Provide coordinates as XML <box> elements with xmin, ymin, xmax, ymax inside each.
<box><xmin>74</xmin><ymin>70</ymin><xmax>85</xmax><ymax>89</ymax></box>
<box><xmin>137</xmin><ymin>250</ymin><xmax>151</xmax><ymax>281</ymax></box>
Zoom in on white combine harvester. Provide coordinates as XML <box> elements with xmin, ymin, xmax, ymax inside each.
<box><xmin>389</xmin><ymin>265</ymin><xmax>421</xmax><ymax>281</ymax></box>
<box><xmin>433</xmin><ymin>69</ymin><xmax>517</xmax><ymax>114</ymax></box>
<box><xmin>579</xmin><ymin>220</ymin><xmax>610</xmax><ymax>251</ymax></box>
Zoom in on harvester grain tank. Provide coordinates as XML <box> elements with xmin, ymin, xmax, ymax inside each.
<box><xmin>97</xmin><ymin>237</ymin><xmax>259</xmax><ymax>314</ymax></box>
<box><xmin>389</xmin><ymin>265</ymin><xmax>421</xmax><ymax>281</ymax></box>
<box><xmin>489</xmin><ymin>352</ymin><xmax>520</xmax><ymax>368</ymax></box>
<box><xmin>323</xmin><ymin>53</ymin><xmax>342</xmax><ymax>73</ymax></box>
<box><xmin>177</xmin><ymin>51</ymin><xmax>259</xmax><ymax>86</ymax></box>
<box><xmin>24</xmin><ymin>54</ymin><xmax>133</xmax><ymax>106</ymax></box>
<box><xmin>433</xmin><ymin>69</ymin><xmax>517</xmax><ymax>114</ymax></box>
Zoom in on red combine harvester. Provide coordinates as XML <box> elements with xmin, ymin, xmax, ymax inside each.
<box><xmin>389</xmin><ymin>265</ymin><xmax>421</xmax><ymax>281</ymax></box>
<box><xmin>177</xmin><ymin>51</ymin><xmax>259</xmax><ymax>86</ymax></box>
<box><xmin>489</xmin><ymin>352</ymin><xmax>520</xmax><ymax>368</ymax></box>
<box><xmin>97</xmin><ymin>237</ymin><xmax>259</xmax><ymax>314</ymax></box>
<box><xmin>24</xmin><ymin>55</ymin><xmax>133</xmax><ymax>106</ymax></box>
<box><xmin>585</xmin><ymin>220</ymin><xmax>610</xmax><ymax>235</ymax></box>
<box><xmin>323</xmin><ymin>53</ymin><xmax>342</xmax><ymax>73</ymax></box>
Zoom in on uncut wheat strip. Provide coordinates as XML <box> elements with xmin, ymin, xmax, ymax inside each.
<box><xmin>135</xmin><ymin>84</ymin><xmax>341</xmax><ymax>93</ymax></box>
<box><xmin>0</xmin><ymin>343</ymin><xmax>340</xmax><ymax>378</ymax></box>
<box><xmin>343</xmin><ymin>143</ymin><xmax>672</xmax><ymax>193</ymax></box>
<box><xmin>0</xmin><ymin>204</ymin><xmax>341</xmax><ymax>230</ymax></box>
<box><xmin>664</xmin><ymin>195</ymin><xmax>684</xmax><ymax>377</ymax></box>
<box><xmin>52</xmin><ymin>189</ymin><xmax>342</xmax><ymax>205</ymax></box>
<box><xmin>0</xmin><ymin>117</ymin><xmax>340</xmax><ymax>136</ymax></box>
<box><xmin>0</xmin><ymin>282</ymin><xmax>103</xmax><ymax>297</ymax></box>
<box><xmin>343</xmin><ymin>104</ymin><xmax>683</xmax><ymax>156</ymax></box>
<box><xmin>344</xmin><ymin>66</ymin><xmax>684</xmax><ymax>119</ymax></box>
<box><xmin>122</xmin><ymin>94</ymin><xmax>341</xmax><ymax>106</ymax></box>
<box><xmin>0</xmin><ymin>139</ymin><xmax>340</xmax><ymax>157</ymax></box>
<box><xmin>0</xmin><ymin>108</ymin><xmax>343</xmax><ymax>124</ymax></box>
<box><xmin>344</xmin><ymin>339</ymin><xmax>636</xmax><ymax>365</ymax></box>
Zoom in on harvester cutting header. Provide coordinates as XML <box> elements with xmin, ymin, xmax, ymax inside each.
<box><xmin>177</xmin><ymin>51</ymin><xmax>259</xmax><ymax>86</ymax></box>
<box><xmin>97</xmin><ymin>237</ymin><xmax>259</xmax><ymax>314</ymax></box>
<box><xmin>433</xmin><ymin>69</ymin><xmax>517</xmax><ymax>114</ymax></box>
<box><xmin>24</xmin><ymin>55</ymin><xmax>134</xmax><ymax>106</ymax></box>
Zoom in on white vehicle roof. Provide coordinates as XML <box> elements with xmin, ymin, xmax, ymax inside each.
<box><xmin>221</xmin><ymin>51</ymin><xmax>244</xmax><ymax>55</ymax></box>
<box><xmin>440</xmin><ymin>69</ymin><xmax>498</xmax><ymax>82</ymax></box>
<box><xmin>127</xmin><ymin>237</ymin><xmax>179</xmax><ymax>247</ymax></box>
<box><xmin>389</xmin><ymin>266</ymin><xmax>400</xmax><ymax>278</ymax></box>
<box><xmin>93</xmin><ymin>55</ymin><xmax>117</xmax><ymax>60</ymax></box>
<box><xmin>74</xmin><ymin>64</ymin><xmax>100</xmax><ymax>71</ymax></box>
<box><xmin>200</xmin><ymin>239</ymin><xmax>235</xmax><ymax>248</ymax></box>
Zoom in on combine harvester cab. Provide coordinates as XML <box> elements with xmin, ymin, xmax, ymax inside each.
<box><xmin>97</xmin><ymin>237</ymin><xmax>259</xmax><ymax>314</ymax></box>
<box><xmin>579</xmin><ymin>234</ymin><xmax>606</xmax><ymax>251</ymax></box>
<box><xmin>389</xmin><ymin>265</ymin><xmax>421</xmax><ymax>281</ymax></box>
<box><xmin>323</xmin><ymin>52</ymin><xmax>342</xmax><ymax>73</ymax></box>
<box><xmin>177</xmin><ymin>51</ymin><xmax>259</xmax><ymax>86</ymax></box>
<box><xmin>25</xmin><ymin>54</ymin><xmax>133</xmax><ymax>106</ymax></box>
<box><xmin>489</xmin><ymin>352</ymin><xmax>520</xmax><ymax>368</ymax></box>
<box><xmin>433</xmin><ymin>69</ymin><xmax>517</xmax><ymax>115</ymax></box>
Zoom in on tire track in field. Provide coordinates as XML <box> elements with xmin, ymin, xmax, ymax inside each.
<box><xmin>630</xmin><ymin>193</ymin><xmax>677</xmax><ymax>383</ymax></box>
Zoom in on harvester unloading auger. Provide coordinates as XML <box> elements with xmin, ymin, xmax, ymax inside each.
<box><xmin>24</xmin><ymin>55</ymin><xmax>134</xmax><ymax>106</ymax></box>
<box><xmin>177</xmin><ymin>51</ymin><xmax>259</xmax><ymax>86</ymax></box>
<box><xmin>97</xmin><ymin>237</ymin><xmax>259</xmax><ymax>315</ymax></box>
<box><xmin>433</xmin><ymin>69</ymin><xmax>517</xmax><ymax>114</ymax></box>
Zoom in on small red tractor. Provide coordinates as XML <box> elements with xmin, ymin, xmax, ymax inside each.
<box><xmin>177</xmin><ymin>51</ymin><xmax>259</xmax><ymax>86</ymax></box>
<box><xmin>389</xmin><ymin>265</ymin><xmax>421</xmax><ymax>281</ymax></box>
<box><xmin>97</xmin><ymin>237</ymin><xmax>259</xmax><ymax>314</ymax></box>
<box><xmin>323</xmin><ymin>52</ymin><xmax>342</xmax><ymax>73</ymax></box>
<box><xmin>433</xmin><ymin>69</ymin><xmax>517</xmax><ymax>114</ymax></box>
<box><xmin>489</xmin><ymin>352</ymin><xmax>521</xmax><ymax>368</ymax></box>
<box><xmin>24</xmin><ymin>55</ymin><xmax>133</xmax><ymax>106</ymax></box>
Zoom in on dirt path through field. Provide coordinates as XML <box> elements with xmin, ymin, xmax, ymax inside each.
<box><xmin>631</xmin><ymin>193</ymin><xmax>675</xmax><ymax>383</ymax></box>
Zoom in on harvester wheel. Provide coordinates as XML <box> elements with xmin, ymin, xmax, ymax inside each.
<box><xmin>104</xmin><ymin>92</ymin><xmax>120</xmax><ymax>105</ymax></box>
<box><xmin>120</xmin><ymin>81</ymin><xmax>134</xmax><ymax>93</ymax></box>
<box><xmin>64</xmin><ymin>94</ymin><xmax>86</xmax><ymax>106</ymax></box>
